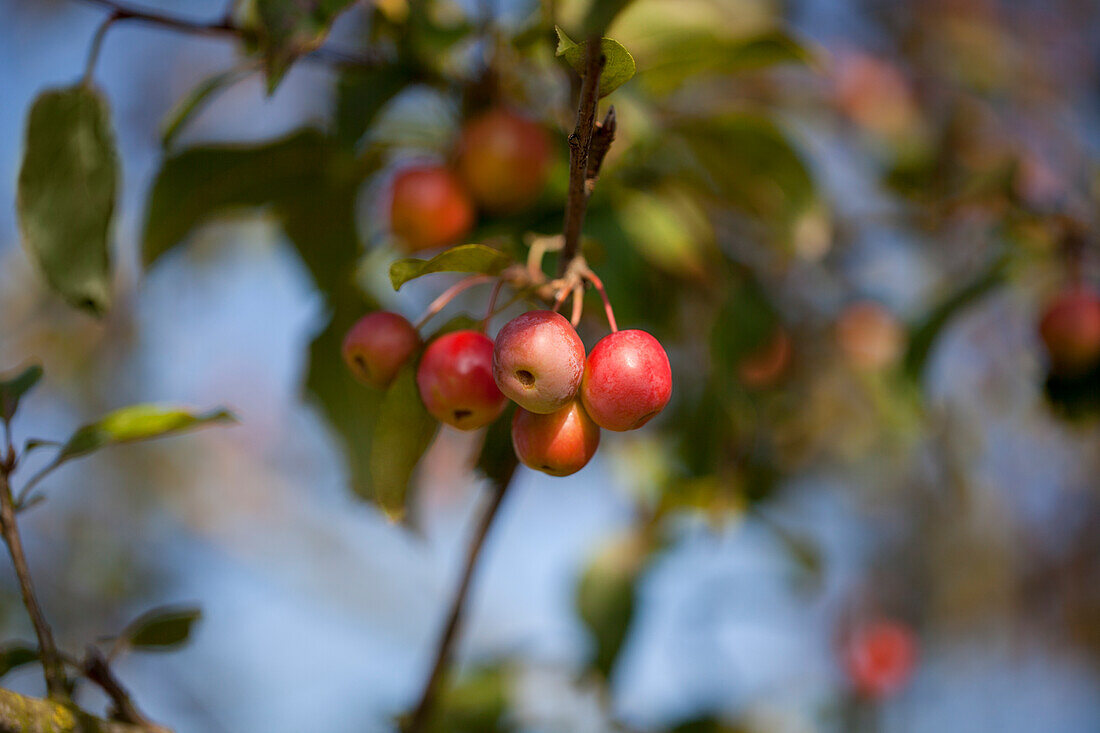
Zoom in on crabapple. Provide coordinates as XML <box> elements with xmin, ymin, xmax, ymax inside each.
<box><xmin>1039</xmin><ymin>288</ymin><xmax>1100</xmax><ymax>376</ymax></box>
<box><xmin>342</xmin><ymin>311</ymin><xmax>421</xmax><ymax>388</ymax></box>
<box><xmin>455</xmin><ymin>108</ymin><xmax>551</xmax><ymax>213</ymax></box>
<box><xmin>843</xmin><ymin>619</ymin><xmax>917</xmax><ymax>699</ymax></box>
<box><xmin>738</xmin><ymin>328</ymin><xmax>792</xmax><ymax>388</ymax></box>
<box><xmin>390</xmin><ymin>165</ymin><xmax>475</xmax><ymax>252</ymax></box>
<box><xmin>836</xmin><ymin>301</ymin><xmax>906</xmax><ymax>371</ymax></box>
<box><xmin>512</xmin><ymin>401</ymin><xmax>600</xmax><ymax>476</ymax></box>
<box><xmin>581</xmin><ymin>330</ymin><xmax>672</xmax><ymax>432</ymax></box>
<box><xmin>416</xmin><ymin>330</ymin><xmax>505</xmax><ymax>430</ymax></box>
<box><xmin>493</xmin><ymin>310</ymin><xmax>585</xmax><ymax>414</ymax></box>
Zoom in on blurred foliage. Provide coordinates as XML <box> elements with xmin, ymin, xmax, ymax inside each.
<box><xmin>119</xmin><ymin>605</ymin><xmax>202</xmax><ymax>651</ymax></box>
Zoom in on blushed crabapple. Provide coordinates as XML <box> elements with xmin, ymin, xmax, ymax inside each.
<box><xmin>493</xmin><ymin>310</ymin><xmax>585</xmax><ymax>414</ymax></box>
<box><xmin>1039</xmin><ymin>288</ymin><xmax>1100</xmax><ymax>376</ymax></box>
<box><xmin>581</xmin><ymin>330</ymin><xmax>672</xmax><ymax>432</ymax></box>
<box><xmin>512</xmin><ymin>400</ymin><xmax>600</xmax><ymax>476</ymax></box>
<box><xmin>390</xmin><ymin>165</ymin><xmax>475</xmax><ymax>252</ymax></box>
<box><xmin>416</xmin><ymin>330</ymin><xmax>505</xmax><ymax>430</ymax></box>
<box><xmin>342</xmin><ymin>311</ymin><xmax>421</xmax><ymax>389</ymax></box>
<box><xmin>456</xmin><ymin>108</ymin><xmax>551</xmax><ymax>213</ymax></box>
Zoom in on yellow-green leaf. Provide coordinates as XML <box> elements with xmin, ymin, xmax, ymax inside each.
<box><xmin>389</xmin><ymin>244</ymin><xmax>513</xmax><ymax>291</ymax></box>
<box><xmin>57</xmin><ymin>405</ymin><xmax>235</xmax><ymax>463</ymax></box>
<box><xmin>369</xmin><ymin>366</ymin><xmax>437</xmax><ymax>520</ymax></box>
<box><xmin>555</xmin><ymin>27</ymin><xmax>636</xmax><ymax>97</ymax></box>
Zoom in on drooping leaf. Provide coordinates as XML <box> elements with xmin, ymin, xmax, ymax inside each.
<box><xmin>305</xmin><ymin>291</ymin><xmax>385</xmax><ymax>502</ymax></box>
<box><xmin>17</xmin><ymin>85</ymin><xmax>119</xmax><ymax>315</ymax></box>
<box><xmin>0</xmin><ymin>365</ymin><xmax>43</xmax><ymax>423</ymax></box>
<box><xmin>57</xmin><ymin>405</ymin><xmax>235</xmax><ymax>463</ymax></box>
<box><xmin>0</xmin><ymin>642</ymin><xmax>39</xmax><ymax>678</ymax></box>
<box><xmin>121</xmin><ymin>606</ymin><xmax>202</xmax><ymax>651</ymax></box>
<box><xmin>389</xmin><ymin>244</ymin><xmax>513</xmax><ymax>291</ymax></box>
<box><xmin>248</xmin><ymin>0</ymin><xmax>358</xmax><ymax>92</ymax></box>
<box><xmin>555</xmin><ymin>28</ymin><xmax>636</xmax><ymax>97</ymax></box>
<box><xmin>576</xmin><ymin>532</ymin><xmax>648</xmax><ymax>678</ymax></box>
<box><xmin>161</xmin><ymin>65</ymin><xmax>257</xmax><ymax>148</ymax></box>
<box><xmin>369</xmin><ymin>365</ymin><xmax>437</xmax><ymax>520</ymax></box>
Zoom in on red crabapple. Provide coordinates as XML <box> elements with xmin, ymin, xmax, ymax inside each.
<box><xmin>342</xmin><ymin>311</ymin><xmax>421</xmax><ymax>388</ymax></box>
<box><xmin>836</xmin><ymin>301</ymin><xmax>906</xmax><ymax>371</ymax></box>
<box><xmin>581</xmin><ymin>330</ymin><xmax>672</xmax><ymax>432</ymax></box>
<box><xmin>416</xmin><ymin>330</ymin><xmax>505</xmax><ymax>430</ymax></box>
<box><xmin>456</xmin><ymin>108</ymin><xmax>551</xmax><ymax>213</ymax></box>
<box><xmin>390</xmin><ymin>165</ymin><xmax>475</xmax><ymax>252</ymax></box>
<box><xmin>1039</xmin><ymin>288</ymin><xmax>1100</xmax><ymax>376</ymax></box>
<box><xmin>512</xmin><ymin>401</ymin><xmax>600</xmax><ymax>476</ymax></box>
<box><xmin>493</xmin><ymin>310</ymin><xmax>586</xmax><ymax>414</ymax></box>
<box><xmin>843</xmin><ymin>619</ymin><xmax>917</xmax><ymax>699</ymax></box>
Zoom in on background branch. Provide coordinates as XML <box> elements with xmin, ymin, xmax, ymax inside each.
<box><xmin>82</xmin><ymin>647</ymin><xmax>168</xmax><ymax>731</ymax></box>
<box><xmin>403</xmin><ymin>459</ymin><xmax>518</xmax><ymax>733</ymax></box>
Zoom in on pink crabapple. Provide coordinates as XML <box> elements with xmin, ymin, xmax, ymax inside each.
<box><xmin>342</xmin><ymin>311</ymin><xmax>421</xmax><ymax>389</ymax></box>
<box><xmin>493</xmin><ymin>310</ymin><xmax>586</xmax><ymax>414</ymax></box>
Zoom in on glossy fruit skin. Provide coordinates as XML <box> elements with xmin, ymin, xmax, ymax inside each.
<box><xmin>416</xmin><ymin>330</ymin><xmax>505</xmax><ymax>430</ymax></box>
<box><xmin>581</xmin><ymin>330</ymin><xmax>672</xmax><ymax>432</ymax></box>
<box><xmin>512</xmin><ymin>401</ymin><xmax>600</xmax><ymax>476</ymax></box>
<box><xmin>342</xmin><ymin>311</ymin><xmax>421</xmax><ymax>388</ymax></box>
<box><xmin>390</xmin><ymin>165</ymin><xmax>475</xmax><ymax>252</ymax></box>
<box><xmin>1039</xmin><ymin>289</ymin><xmax>1100</xmax><ymax>376</ymax></box>
<box><xmin>456</xmin><ymin>108</ymin><xmax>551</xmax><ymax>213</ymax></box>
<box><xmin>843</xmin><ymin>620</ymin><xmax>917</xmax><ymax>699</ymax></box>
<box><xmin>493</xmin><ymin>310</ymin><xmax>586</xmax><ymax>414</ymax></box>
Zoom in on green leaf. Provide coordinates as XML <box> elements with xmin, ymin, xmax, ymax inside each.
<box><xmin>334</xmin><ymin>65</ymin><xmax>415</xmax><ymax>146</ymax></box>
<box><xmin>57</xmin><ymin>405</ymin><xmax>235</xmax><ymax>463</ymax></box>
<box><xmin>369</xmin><ymin>365</ymin><xmax>437</xmax><ymax>521</ymax></box>
<box><xmin>420</xmin><ymin>666</ymin><xmax>510</xmax><ymax>733</ymax></box>
<box><xmin>0</xmin><ymin>365</ymin><xmax>43</xmax><ymax>423</ymax></box>
<box><xmin>0</xmin><ymin>642</ymin><xmax>39</xmax><ymax>678</ymax></box>
<box><xmin>389</xmin><ymin>244</ymin><xmax>513</xmax><ymax>291</ymax></box>
<box><xmin>555</xmin><ymin>28</ymin><xmax>636</xmax><ymax>97</ymax></box>
<box><xmin>247</xmin><ymin>0</ymin><xmax>357</xmax><ymax>91</ymax></box>
<box><xmin>121</xmin><ymin>606</ymin><xmax>202</xmax><ymax>650</ymax></box>
<box><xmin>305</xmin><ymin>292</ymin><xmax>384</xmax><ymax>502</ymax></box>
<box><xmin>641</xmin><ymin>30</ymin><xmax>815</xmax><ymax>94</ymax></box>
<box><xmin>161</xmin><ymin>65</ymin><xmax>256</xmax><ymax>148</ymax></box>
<box><xmin>17</xmin><ymin>85</ymin><xmax>119</xmax><ymax>315</ymax></box>
<box><xmin>576</xmin><ymin>532</ymin><xmax>648</xmax><ymax>678</ymax></box>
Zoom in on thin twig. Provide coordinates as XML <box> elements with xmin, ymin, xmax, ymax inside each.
<box><xmin>558</xmin><ymin>38</ymin><xmax>604</xmax><ymax>276</ymax></box>
<box><xmin>481</xmin><ymin>280</ymin><xmax>504</xmax><ymax>332</ymax></box>
<box><xmin>403</xmin><ymin>461</ymin><xmax>518</xmax><ymax>733</ymax></box>
<box><xmin>82</xmin><ymin>11</ymin><xmax>122</xmax><ymax>84</ymax></box>
<box><xmin>82</xmin><ymin>646</ymin><xmax>167</xmax><ymax>731</ymax></box>
<box><xmin>0</xmin><ymin>469</ymin><xmax>67</xmax><ymax>700</ymax></box>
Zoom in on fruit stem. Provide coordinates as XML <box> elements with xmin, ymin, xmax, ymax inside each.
<box><xmin>583</xmin><ymin>269</ymin><xmax>618</xmax><ymax>332</ymax></box>
<box><xmin>414</xmin><ymin>274</ymin><xmax>493</xmax><ymax>330</ymax></box>
<box><xmin>570</xmin><ymin>284</ymin><xmax>584</xmax><ymax>327</ymax></box>
<box><xmin>481</xmin><ymin>279</ymin><xmax>504</xmax><ymax>332</ymax></box>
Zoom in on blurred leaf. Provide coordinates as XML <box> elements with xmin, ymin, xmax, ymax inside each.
<box><xmin>576</xmin><ymin>532</ymin><xmax>648</xmax><ymax>678</ymax></box>
<box><xmin>334</xmin><ymin>65</ymin><xmax>415</xmax><ymax>146</ymax></box>
<box><xmin>0</xmin><ymin>365</ymin><xmax>43</xmax><ymax>423</ymax></box>
<box><xmin>422</xmin><ymin>666</ymin><xmax>510</xmax><ymax>733</ymax></box>
<box><xmin>161</xmin><ymin>65</ymin><xmax>256</xmax><ymax>148</ymax></box>
<box><xmin>369</xmin><ymin>366</ymin><xmax>437</xmax><ymax>521</ymax></box>
<box><xmin>673</xmin><ymin>113</ymin><xmax>815</xmax><ymax>230</ymax></box>
<box><xmin>615</xmin><ymin>189</ymin><xmax>713</xmax><ymax>278</ymax></box>
<box><xmin>121</xmin><ymin>606</ymin><xmax>202</xmax><ymax>651</ymax></box>
<box><xmin>57</xmin><ymin>405</ymin><xmax>235</xmax><ymax>463</ymax></box>
<box><xmin>0</xmin><ymin>642</ymin><xmax>39</xmax><ymax>678</ymax></box>
<box><xmin>582</xmin><ymin>0</ymin><xmax>638</xmax><ymax>37</ymax></box>
<box><xmin>904</xmin><ymin>255</ymin><xmax>1007</xmax><ymax>379</ymax></box>
<box><xmin>305</xmin><ymin>292</ymin><xmax>384</xmax><ymax>502</ymax></box>
<box><xmin>17</xmin><ymin>85</ymin><xmax>118</xmax><ymax>315</ymax></box>
<box><xmin>476</xmin><ymin>402</ymin><xmax>518</xmax><ymax>489</ymax></box>
<box><xmin>555</xmin><ymin>28</ymin><xmax>636</xmax><ymax>97</ymax></box>
<box><xmin>642</xmin><ymin>30</ymin><xmax>815</xmax><ymax>94</ymax></box>
<box><xmin>390</xmin><ymin>245</ymin><xmax>513</xmax><ymax>291</ymax></box>
<box><xmin>249</xmin><ymin>0</ymin><xmax>357</xmax><ymax>92</ymax></box>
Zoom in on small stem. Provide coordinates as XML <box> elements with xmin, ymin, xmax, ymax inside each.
<box><xmin>82</xmin><ymin>11</ymin><xmax>120</xmax><ymax>85</ymax></box>
<box><xmin>82</xmin><ymin>646</ymin><xmax>165</xmax><ymax>729</ymax></box>
<box><xmin>0</xmin><ymin>470</ymin><xmax>67</xmax><ymax>700</ymax></box>
<box><xmin>481</xmin><ymin>280</ymin><xmax>504</xmax><ymax>332</ymax></box>
<box><xmin>414</xmin><ymin>275</ymin><xmax>493</xmax><ymax>331</ymax></box>
<box><xmin>403</xmin><ymin>461</ymin><xmax>518</xmax><ymax>733</ymax></box>
<box><xmin>570</xmin><ymin>284</ymin><xmax>584</xmax><ymax>327</ymax></box>
<box><xmin>583</xmin><ymin>269</ymin><xmax>618</xmax><ymax>332</ymax></box>
<box><xmin>558</xmin><ymin>38</ymin><xmax>604</xmax><ymax>276</ymax></box>
<box><xmin>551</xmin><ymin>286</ymin><xmax>571</xmax><ymax>313</ymax></box>
<box><xmin>15</xmin><ymin>458</ymin><xmax>61</xmax><ymax>509</ymax></box>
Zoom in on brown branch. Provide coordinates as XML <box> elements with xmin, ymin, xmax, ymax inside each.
<box><xmin>0</xmin><ymin>471</ymin><xmax>66</xmax><ymax>701</ymax></box>
<box><xmin>558</xmin><ymin>38</ymin><xmax>605</xmax><ymax>276</ymax></box>
<box><xmin>82</xmin><ymin>648</ymin><xmax>168</xmax><ymax>732</ymax></box>
<box><xmin>585</xmin><ymin>106</ymin><xmax>617</xmax><ymax>190</ymax></box>
<box><xmin>0</xmin><ymin>687</ymin><xmax>163</xmax><ymax>733</ymax></box>
<box><xmin>403</xmin><ymin>459</ymin><xmax>518</xmax><ymax>733</ymax></box>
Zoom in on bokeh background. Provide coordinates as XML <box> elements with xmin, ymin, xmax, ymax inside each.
<box><xmin>4</xmin><ymin>0</ymin><xmax>1100</xmax><ymax>731</ymax></box>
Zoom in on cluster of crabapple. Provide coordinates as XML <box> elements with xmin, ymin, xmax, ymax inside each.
<box><xmin>388</xmin><ymin>107</ymin><xmax>551</xmax><ymax>252</ymax></box>
<box><xmin>342</xmin><ymin>304</ymin><xmax>672</xmax><ymax>477</ymax></box>
<box><xmin>1038</xmin><ymin>285</ymin><xmax>1100</xmax><ymax>377</ymax></box>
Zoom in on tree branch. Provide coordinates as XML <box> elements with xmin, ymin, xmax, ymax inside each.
<box><xmin>0</xmin><ymin>687</ymin><xmax>163</xmax><ymax>733</ymax></box>
<box><xmin>403</xmin><ymin>459</ymin><xmax>518</xmax><ymax>733</ymax></box>
<box><xmin>0</xmin><ymin>471</ymin><xmax>66</xmax><ymax>700</ymax></box>
<box><xmin>558</xmin><ymin>38</ymin><xmax>605</xmax><ymax>276</ymax></box>
<box><xmin>82</xmin><ymin>648</ymin><xmax>167</xmax><ymax>732</ymax></box>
